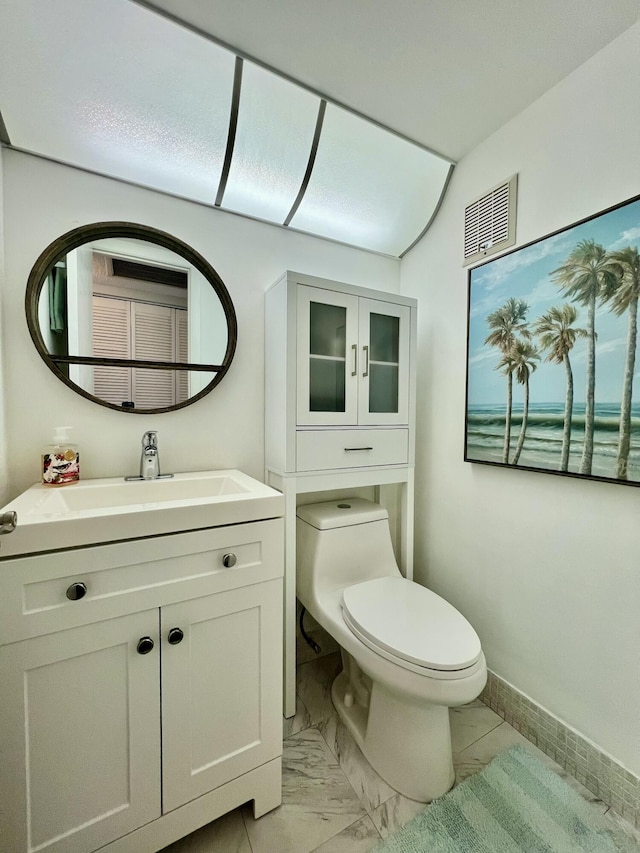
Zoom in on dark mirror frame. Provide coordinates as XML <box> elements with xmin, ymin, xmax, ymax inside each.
<box><xmin>25</xmin><ymin>222</ymin><xmax>238</xmax><ymax>414</ymax></box>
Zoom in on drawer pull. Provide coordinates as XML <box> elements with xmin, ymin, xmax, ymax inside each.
<box><xmin>168</xmin><ymin>627</ymin><xmax>184</xmax><ymax>645</ymax></box>
<box><xmin>66</xmin><ymin>582</ymin><xmax>87</xmax><ymax>601</ymax></box>
<box><xmin>344</xmin><ymin>446</ymin><xmax>374</xmax><ymax>451</ymax></box>
<box><xmin>222</xmin><ymin>553</ymin><xmax>237</xmax><ymax>568</ymax></box>
<box><xmin>137</xmin><ymin>636</ymin><xmax>154</xmax><ymax>655</ymax></box>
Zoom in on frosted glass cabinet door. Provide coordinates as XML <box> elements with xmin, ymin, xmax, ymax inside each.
<box><xmin>358</xmin><ymin>298</ymin><xmax>411</xmax><ymax>425</ymax></box>
<box><xmin>296</xmin><ymin>285</ymin><xmax>359</xmax><ymax>425</ymax></box>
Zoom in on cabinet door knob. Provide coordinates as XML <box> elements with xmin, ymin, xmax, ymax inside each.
<box><xmin>66</xmin><ymin>582</ymin><xmax>87</xmax><ymax>601</ymax></box>
<box><xmin>222</xmin><ymin>553</ymin><xmax>237</xmax><ymax>568</ymax></box>
<box><xmin>168</xmin><ymin>627</ymin><xmax>184</xmax><ymax>645</ymax></box>
<box><xmin>136</xmin><ymin>636</ymin><xmax>155</xmax><ymax>655</ymax></box>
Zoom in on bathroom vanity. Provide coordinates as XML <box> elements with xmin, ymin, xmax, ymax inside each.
<box><xmin>0</xmin><ymin>470</ymin><xmax>284</xmax><ymax>853</ymax></box>
<box><xmin>265</xmin><ymin>271</ymin><xmax>417</xmax><ymax>716</ymax></box>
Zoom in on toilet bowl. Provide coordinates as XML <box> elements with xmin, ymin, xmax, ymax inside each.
<box><xmin>296</xmin><ymin>498</ymin><xmax>487</xmax><ymax>802</ymax></box>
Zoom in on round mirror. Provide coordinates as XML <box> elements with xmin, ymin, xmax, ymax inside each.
<box><xmin>25</xmin><ymin>222</ymin><xmax>237</xmax><ymax>414</ymax></box>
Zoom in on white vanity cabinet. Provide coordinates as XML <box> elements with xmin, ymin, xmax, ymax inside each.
<box><xmin>0</xmin><ymin>518</ymin><xmax>283</xmax><ymax>853</ymax></box>
<box><xmin>265</xmin><ymin>271</ymin><xmax>417</xmax><ymax>716</ymax></box>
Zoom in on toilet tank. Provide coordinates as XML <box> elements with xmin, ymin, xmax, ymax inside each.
<box><xmin>296</xmin><ymin>499</ymin><xmax>400</xmax><ymax>605</ymax></box>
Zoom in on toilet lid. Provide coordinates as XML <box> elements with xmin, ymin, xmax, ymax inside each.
<box><xmin>341</xmin><ymin>577</ymin><xmax>482</xmax><ymax>672</ymax></box>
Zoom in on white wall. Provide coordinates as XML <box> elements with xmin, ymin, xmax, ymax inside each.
<box><xmin>1</xmin><ymin>150</ymin><xmax>399</xmax><ymax>497</ymax></box>
<box><xmin>402</xmin><ymin>21</ymin><xmax>640</xmax><ymax>775</ymax></box>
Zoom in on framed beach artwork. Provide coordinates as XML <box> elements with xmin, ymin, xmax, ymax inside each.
<box><xmin>465</xmin><ymin>193</ymin><xmax>640</xmax><ymax>486</ymax></box>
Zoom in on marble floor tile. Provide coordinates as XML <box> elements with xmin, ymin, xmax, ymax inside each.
<box><xmin>449</xmin><ymin>701</ymin><xmax>503</xmax><ymax>754</ymax></box>
<box><xmin>243</xmin><ymin>727</ymin><xmax>365</xmax><ymax>853</ymax></box>
<box><xmin>369</xmin><ymin>793</ymin><xmax>427</xmax><ymax>840</ymax></box>
<box><xmin>296</xmin><ymin>652</ymin><xmax>342</xmax><ymax>729</ymax></box>
<box><xmin>160</xmin><ymin>807</ymin><xmax>250</xmax><ymax>853</ymax></box>
<box><xmin>283</xmin><ymin>695</ymin><xmax>312</xmax><ymax>740</ymax></box>
<box><xmin>298</xmin><ymin>654</ymin><xmax>397</xmax><ymax>813</ymax></box>
<box><xmin>309</xmin><ymin>815</ymin><xmax>381</xmax><ymax>852</ymax></box>
<box><xmin>604</xmin><ymin>807</ymin><xmax>640</xmax><ymax>844</ymax></box>
<box><xmin>454</xmin><ymin>719</ymin><xmax>536</xmax><ymax>784</ymax></box>
<box><xmin>322</xmin><ymin>715</ymin><xmax>397</xmax><ymax>813</ymax></box>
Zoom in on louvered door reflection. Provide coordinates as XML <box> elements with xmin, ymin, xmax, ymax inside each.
<box><xmin>131</xmin><ymin>302</ymin><xmax>176</xmax><ymax>410</ymax></box>
<box><xmin>93</xmin><ymin>296</ymin><xmax>133</xmax><ymax>405</ymax></box>
<box><xmin>92</xmin><ymin>297</ymin><xmax>188</xmax><ymax>409</ymax></box>
<box><xmin>175</xmin><ymin>310</ymin><xmax>189</xmax><ymax>404</ymax></box>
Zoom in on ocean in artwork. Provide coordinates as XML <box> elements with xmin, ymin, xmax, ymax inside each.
<box><xmin>466</xmin><ymin>402</ymin><xmax>640</xmax><ymax>479</ymax></box>
<box><xmin>465</xmin><ymin>194</ymin><xmax>640</xmax><ymax>486</ymax></box>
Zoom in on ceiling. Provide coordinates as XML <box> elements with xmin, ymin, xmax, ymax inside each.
<box><xmin>142</xmin><ymin>0</ymin><xmax>640</xmax><ymax>160</ymax></box>
<box><xmin>1</xmin><ymin>1</ymin><xmax>638</xmax><ymax>257</ymax></box>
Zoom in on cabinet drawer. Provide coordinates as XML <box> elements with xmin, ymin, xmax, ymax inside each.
<box><xmin>0</xmin><ymin>519</ymin><xmax>283</xmax><ymax>645</ymax></box>
<box><xmin>296</xmin><ymin>429</ymin><xmax>408</xmax><ymax>471</ymax></box>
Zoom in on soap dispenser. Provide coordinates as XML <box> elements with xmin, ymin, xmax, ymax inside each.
<box><xmin>42</xmin><ymin>427</ymin><xmax>80</xmax><ymax>486</ymax></box>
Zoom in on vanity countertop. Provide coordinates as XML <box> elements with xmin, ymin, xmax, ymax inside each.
<box><xmin>0</xmin><ymin>469</ymin><xmax>284</xmax><ymax>558</ymax></box>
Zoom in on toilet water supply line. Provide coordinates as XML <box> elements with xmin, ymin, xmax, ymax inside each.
<box><xmin>299</xmin><ymin>607</ymin><xmax>321</xmax><ymax>655</ymax></box>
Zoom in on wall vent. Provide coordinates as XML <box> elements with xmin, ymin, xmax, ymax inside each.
<box><xmin>463</xmin><ymin>174</ymin><xmax>517</xmax><ymax>266</ymax></box>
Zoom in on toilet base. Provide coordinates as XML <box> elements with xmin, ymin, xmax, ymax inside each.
<box><xmin>331</xmin><ymin>669</ymin><xmax>455</xmax><ymax>802</ymax></box>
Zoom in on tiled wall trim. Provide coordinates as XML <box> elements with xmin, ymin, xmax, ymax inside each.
<box><xmin>481</xmin><ymin>670</ymin><xmax>640</xmax><ymax>828</ymax></box>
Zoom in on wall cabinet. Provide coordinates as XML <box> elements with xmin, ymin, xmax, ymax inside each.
<box><xmin>296</xmin><ymin>285</ymin><xmax>411</xmax><ymax>428</ymax></box>
<box><xmin>265</xmin><ymin>271</ymin><xmax>416</xmax><ymax>716</ymax></box>
<box><xmin>0</xmin><ymin>519</ymin><xmax>283</xmax><ymax>853</ymax></box>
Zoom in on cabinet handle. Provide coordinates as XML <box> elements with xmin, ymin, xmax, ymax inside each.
<box><xmin>168</xmin><ymin>627</ymin><xmax>184</xmax><ymax>645</ymax></box>
<box><xmin>136</xmin><ymin>636</ymin><xmax>155</xmax><ymax>655</ymax></box>
<box><xmin>66</xmin><ymin>581</ymin><xmax>87</xmax><ymax>601</ymax></box>
<box><xmin>351</xmin><ymin>343</ymin><xmax>358</xmax><ymax>377</ymax></box>
<box><xmin>362</xmin><ymin>345</ymin><xmax>369</xmax><ymax>377</ymax></box>
<box><xmin>222</xmin><ymin>553</ymin><xmax>237</xmax><ymax>568</ymax></box>
<box><xmin>344</xmin><ymin>446</ymin><xmax>374</xmax><ymax>451</ymax></box>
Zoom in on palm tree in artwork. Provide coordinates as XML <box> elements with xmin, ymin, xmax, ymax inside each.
<box><xmin>600</xmin><ymin>246</ymin><xmax>640</xmax><ymax>480</ymax></box>
<box><xmin>485</xmin><ymin>298</ymin><xmax>530</xmax><ymax>463</ymax></box>
<box><xmin>550</xmin><ymin>240</ymin><xmax>619</xmax><ymax>476</ymax></box>
<box><xmin>533</xmin><ymin>305</ymin><xmax>588</xmax><ymax>472</ymax></box>
<box><xmin>497</xmin><ymin>340</ymin><xmax>540</xmax><ymax>465</ymax></box>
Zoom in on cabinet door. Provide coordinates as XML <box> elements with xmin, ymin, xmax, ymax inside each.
<box><xmin>0</xmin><ymin>612</ymin><xmax>161</xmax><ymax>853</ymax></box>
<box><xmin>296</xmin><ymin>285</ymin><xmax>360</xmax><ymax>425</ymax></box>
<box><xmin>161</xmin><ymin>579</ymin><xmax>282</xmax><ymax>812</ymax></box>
<box><xmin>358</xmin><ymin>298</ymin><xmax>411</xmax><ymax>425</ymax></box>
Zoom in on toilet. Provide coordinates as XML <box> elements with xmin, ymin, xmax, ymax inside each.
<box><xmin>296</xmin><ymin>498</ymin><xmax>487</xmax><ymax>802</ymax></box>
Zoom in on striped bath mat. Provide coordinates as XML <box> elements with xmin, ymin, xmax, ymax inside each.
<box><xmin>372</xmin><ymin>745</ymin><xmax>638</xmax><ymax>852</ymax></box>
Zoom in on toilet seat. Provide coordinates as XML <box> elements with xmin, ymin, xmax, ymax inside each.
<box><xmin>341</xmin><ymin>577</ymin><xmax>482</xmax><ymax>677</ymax></box>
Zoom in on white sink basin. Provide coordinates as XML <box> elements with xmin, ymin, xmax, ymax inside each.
<box><xmin>31</xmin><ymin>472</ymin><xmax>249</xmax><ymax>513</ymax></box>
<box><xmin>0</xmin><ymin>470</ymin><xmax>284</xmax><ymax>557</ymax></box>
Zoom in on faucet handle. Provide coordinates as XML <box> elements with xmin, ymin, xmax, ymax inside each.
<box><xmin>142</xmin><ymin>430</ymin><xmax>158</xmax><ymax>448</ymax></box>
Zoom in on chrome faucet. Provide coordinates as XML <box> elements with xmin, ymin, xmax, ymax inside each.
<box><xmin>125</xmin><ymin>431</ymin><xmax>174</xmax><ymax>481</ymax></box>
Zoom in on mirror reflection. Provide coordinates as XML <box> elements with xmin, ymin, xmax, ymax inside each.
<box><xmin>27</xmin><ymin>225</ymin><xmax>237</xmax><ymax>413</ymax></box>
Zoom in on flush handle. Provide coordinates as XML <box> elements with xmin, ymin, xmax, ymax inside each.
<box><xmin>0</xmin><ymin>511</ymin><xmax>17</xmax><ymax>535</ymax></box>
<box><xmin>222</xmin><ymin>553</ymin><xmax>237</xmax><ymax>568</ymax></box>
<box><xmin>66</xmin><ymin>582</ymin><xmax>87</xmax><ymax>601</ymax></box>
